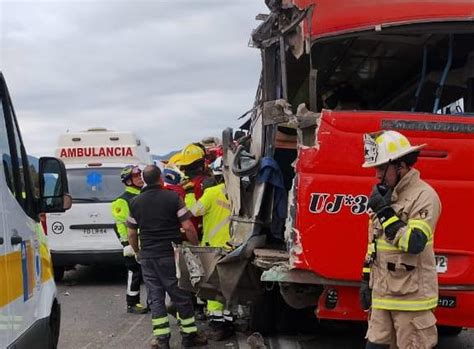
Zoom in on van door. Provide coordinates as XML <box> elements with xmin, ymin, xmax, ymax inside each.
<box><xmin>0</xmin><ymin>74</ymin><xmax>39</xmax><ymax>343</ymax></box>
<box><xmin>0</xmin><ymin>139</ymin><xmax>11</xmax><ymax>349</ymax></box>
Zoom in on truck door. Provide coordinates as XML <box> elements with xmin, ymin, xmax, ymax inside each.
<box><xmin>0</xmin><ymin>73</ymin><xmax>39</xmax><ymax>343</ymax></box>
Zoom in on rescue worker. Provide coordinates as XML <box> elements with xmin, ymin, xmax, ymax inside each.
<box><xmin>360</xmin><ymin>130</ymin><xmax>441</xmax><ymax>349</ymax></box>
<box><xmin>127</xmin><ymin>165</ymin><xmax>207</xmax><ymax>349</ymax></box>
<box><xmin>111</xmin><ymin>165</ymin><xmax>147</xmax><ymax>314</ymax></box>
<box><xmin>190</xmin><ymin>157</ymin><xmax>234</xmax><ymax>341</ymax></box>
<box><xmin>176</xmin><ymin>143</ymin><xmax>214</xmax><ymax>320</ymax></box>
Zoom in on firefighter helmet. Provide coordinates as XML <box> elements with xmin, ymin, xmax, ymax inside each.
<box><xmin>177</xmin><ymin>143</ymin><xmax>205</xmax><ymax>166</ymax></box>
<box><xmin>362</xmin><ymin>130</ymin><xmax>425</xmax><ymax>168</ymax></box>
<box><xmin>120</xmin><ymin>165</ymin><xmax>141</xmax><ymax>183</ymax></box>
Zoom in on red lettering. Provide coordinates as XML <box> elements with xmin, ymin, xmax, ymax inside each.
<box><xmin>106</xmin><ymin>147</ymin><xmax>114</xmax><ymax>157</ymax></box>
<box><xmin>77</xmin><ymin>148</ymin><xmax>84</xmax><ymax>157</ymax></box>
<box><xmin>67</xmin><ymin>149</ymin><xmax>76</xmax><ymax>157</ymax></box>
<box><xmin>60</xmin><ymin>149</ymin><xmax>67</xmax><ymax>157</ymax></box>
<box><xmin>99</xmin><ymin>148</ymin><xmax>105</xmax><ymax>157</ymax></box>
<box><xmin>84</xmin><ymin>148</ymin><xmax>92</xmax><ymax>157</ymax></box>
<box><xmin>113</xmin><ymin>147</ymin><xmax>120</xmax><ymax>156</ymax></box>
<box><xmin>125</xmin><ymin>147</ymin><xmax>133</xmax><ymax>156</ymax></box>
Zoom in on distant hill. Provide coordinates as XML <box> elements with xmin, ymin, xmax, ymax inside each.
<box><xmin>28</xmin><ymin>155</ymin><xmax>39</xmax><ymax>170</ymax></box>
<box><xmin>152</xmin><ymin>150</ymin><xmax>179</xmax><ymax>162</ymax></box>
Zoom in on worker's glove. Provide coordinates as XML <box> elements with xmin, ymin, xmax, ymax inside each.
<box><xmin>367</xmin><ymin>184</ymin><xmax>392</xmax><ymax>214</ymax></box>
<box><xmin>359</xmin><ymin>279</ymin><xmax>372</xmax><ymax>311</ymax></box>
<box><xmin>123</xmin><ymin>245</ymin><xmax>135</xmax><ymax>257</ymax></box>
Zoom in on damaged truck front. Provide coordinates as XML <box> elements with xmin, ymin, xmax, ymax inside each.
<box><xmin>176</xmin><ymin>0</ymin><xmax>474</xmax><ymax>332</ymax></box>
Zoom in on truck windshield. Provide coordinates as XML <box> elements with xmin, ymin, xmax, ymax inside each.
<box><xmin>67</xmin><ymin>168</ymin><xmax>124</xmax><ymax>203</ymax></box>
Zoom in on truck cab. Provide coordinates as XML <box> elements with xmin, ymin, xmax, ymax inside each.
<box><xmin>0</xmin><ymin>72</ymin><xmax>70</xmax><ymax>348</ymax></box>
<box><xmin>46</xmin><ymin>128</ymin><xmax>152</xmax><ymax>280</ymax></box>
<box><xmin>176</xmin><ymin>0</ymin><xmax>474</xmax><ymax>333</ymax></box>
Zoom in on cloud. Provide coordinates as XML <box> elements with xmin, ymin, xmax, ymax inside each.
<box><xmin>1</xmin><ymin>0</ymin><xmax>268</xmax><ymax>155</ymax></box>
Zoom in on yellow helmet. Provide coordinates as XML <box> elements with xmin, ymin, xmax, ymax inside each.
<box><xmin>176</xmin><ymin>144</ymin><xmax>205</xmax><ymax>166</ymax></box>
<box><xmin>362</xmin><ymin>130</ymin><xmax>425</xmax><ymax>168</ymax></box>
<box><xmin>168</xmin><ymin>152</ymin><xmax>182</xmax><ymax>165</ymax></box>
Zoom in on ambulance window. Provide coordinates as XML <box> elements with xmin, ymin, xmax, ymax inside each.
<box><xmin>68</xmin><ymin>168</ymin><xmax>123</xmax><ymax>203</ymax></box>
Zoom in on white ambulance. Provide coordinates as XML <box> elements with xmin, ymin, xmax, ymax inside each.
<box><xmin>46</xmin><ymin>128</ymin><xmax>152</xmax><ymax>280</ymax></box>
<box><xmin>1</xmin><ymin>72</ymin><xmax>71</xmax><ymax>348</ymax></box>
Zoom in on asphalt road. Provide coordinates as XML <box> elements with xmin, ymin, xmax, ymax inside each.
<box><xmin>56</xmin><ymin>265</ymin><xmax>474</xmax><ymax>349</ymax></box>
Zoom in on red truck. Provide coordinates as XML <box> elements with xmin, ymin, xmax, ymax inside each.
<box><xmin>176</xmin><ymin>0</ymin><xmax>474</xmax><ymax>334</ymax></box>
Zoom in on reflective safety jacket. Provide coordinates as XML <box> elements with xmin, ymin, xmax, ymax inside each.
<box><xmin>190</xmin><ymin>183</ymin><xmax>231</xmax><ymax>247</ymax></box>
<box><xmin>111</xmin><ymin>186</ymin><xmax>141</xmax><ymax>246</ymax></box>
<box><xmin>364</xmin><ymin>169</ymin><xmax>441</xmax><ymax>311</ymax></box>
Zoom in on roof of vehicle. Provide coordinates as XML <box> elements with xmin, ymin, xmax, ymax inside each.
<box><xmin>293</xmin><ymin>0</ymin><xmax>474</xmax><ymax>39</ymax></box>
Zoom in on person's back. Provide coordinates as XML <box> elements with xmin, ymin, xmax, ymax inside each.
<box><xmin>127</xmin><ymin>165</ymin><xmax>207</xmax><ymax>349</ymax></box>
<box><xmin>129</xmin><ymin>186</ymin><xmax>183</xmax><ymax>258</ymax></box>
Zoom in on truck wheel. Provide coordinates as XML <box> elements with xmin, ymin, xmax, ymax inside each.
<box><xmin>438</xmin><ymin>326</ymin><xmax>463</xmax><ymax>336</ymax></box>
<box><xmin>48</xmin><ymin>301</ymin><xmax>61</xmax><ymax>348</ymax></box>
<box><xmin>53</xmin><ymin>267</ymin><xmax>65</xmax><ymax>281</ymax></box>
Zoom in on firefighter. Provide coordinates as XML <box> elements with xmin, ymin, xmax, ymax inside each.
<box><xmin>190</xmin><ymin>157</ymin><xmax>234</xmax><ymax>341</ymax></box>
<box><xmin>127</xmin><ymin>165</ymin><xmax>208</xmax><ymax>349</ymax></box>
<box><xmin>111</xmin><ymin>165</ymin><xmax>148</xmax><ymax>314</ymax></box>
<box><xmin>360</xmin><ymin>130</ymin><xmax>441</xmax><ymax>349</ymax></box>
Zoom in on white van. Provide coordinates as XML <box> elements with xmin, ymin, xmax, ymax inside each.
<box><xmin>46</xmin><ymin>128</ymin><xmax>152</xmax><ymax>280</ymax></box>
<box><xmin>0</xmin><ymin>72</ymin><xmax>71</xmax><ymax>348</ymax></box>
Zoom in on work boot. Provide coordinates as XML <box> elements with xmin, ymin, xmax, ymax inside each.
<box><xmin>181</xmin><ymin>332</ymin><xmax>208</xmax><ymax>347</ymax></box>
<box><xmin>150</xmin><ymin>336</ymin><xmax>170</xmax><ymax>349</ymax></box>
<box><xmin>127</xmin><ymin>303</ymin><xmax>148</xmax><ymax>314</ymax></box>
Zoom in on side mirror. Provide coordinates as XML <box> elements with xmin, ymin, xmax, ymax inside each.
<box><xmin>38</xmin><ymin>157</ymin><xmax>71</xmax><ymax>213</ymax></box>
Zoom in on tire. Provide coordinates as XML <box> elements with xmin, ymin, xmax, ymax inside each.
<box><xmin>48</xmin><ymin>301</ymin><xmax>61</xmax><ymax>348</ymax></box>
<box><xmin>53</xmin><ymin>266</ymin><xmax>65</xmax><ymax>282</ymax></box>
<box><xmin>438</xmin><ymin>325</ymin><xmax>463</xmax><ymax>336</ymax></box>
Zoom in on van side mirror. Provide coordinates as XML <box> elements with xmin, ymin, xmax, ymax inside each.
<box><xmin>38</xmin><ymin>157</ymin><xmax>71</xmax><ymax>213</ymax></box>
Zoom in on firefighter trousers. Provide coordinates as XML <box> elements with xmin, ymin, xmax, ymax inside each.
<box><xmin>141</xmin><ymin>256</ymin><xmax>197</xmax><ymax>338</ymax></box>
<box><xmin>124</xmin><ymin>256</ymin><xmax>142</xmax><ymax>306</ymax></box>
<box><xmin>366</xmin><ymin>308</ymin><xmax>438</xmax><ymax>349</ymax></box>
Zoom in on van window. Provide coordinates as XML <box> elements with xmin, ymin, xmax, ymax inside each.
<box><xmin>0</xmin><ymin>102</ymin><xmax>15</xmax><ymax>194</ymax></box>
<box><xmin>68</xmin><ymin>168</ymin><xmax>123</xmax><ymax>203</ymax></box>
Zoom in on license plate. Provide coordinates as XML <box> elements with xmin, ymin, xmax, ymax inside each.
<box><xmin>438</xmin><ymin>295</ymin><xmax>456</xmax><ymax>308</ymax></box>
<box><xmin>435</xmin><ymin>255</ymin><xmax>448</xmax><ymax>273</ymax></box>
<box><xmin>83</xmin><ymin>228</ymin><xmax>107</xmax><ymax>235</ymax></box>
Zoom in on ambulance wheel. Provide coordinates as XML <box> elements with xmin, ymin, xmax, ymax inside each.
<box><xmin>53</xmin><ymin>266</ymin><xmax>65</xmax><ymax>281</ymax></box>
<box><xmin>48</xmin><ymin>300</ymin><xmax>61</xmax><ymax>348</ymax></box>
<box><xmin>438</xmin><ymin>325</ymin><xmax>463</xmax><ymax>336</ymax></box>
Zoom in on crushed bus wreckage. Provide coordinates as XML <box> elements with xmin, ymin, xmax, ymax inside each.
<box><xmin>175</xmin><ymin>0</ymin><xmax>474</xmax><ymax>333</ymax></box>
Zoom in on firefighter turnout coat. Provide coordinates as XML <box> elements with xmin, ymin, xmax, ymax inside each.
<box><xmin>365</xmin><ymin>168</ymin><xmax>441</xmax><ymax>311</ymax></box>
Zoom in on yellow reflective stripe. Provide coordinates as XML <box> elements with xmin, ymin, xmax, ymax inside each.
<box><xmin>381</xmin><ymin>215</ymin><xmax>399</xmax><ymax>229</ymax></box>
<box><xmin>181</xmin><ymin>326</ymin><xmax>198</xmax><ymax>333</ymax></box>
<box><xmin>125</xmin><ymin>186</ymin><xmax>141</xmax><ymax>195</ymax></box>
<box><xmin>190</xmin><ymin>201</ymin><xmax>205</xmax><ymax>217</ymax></box>
<box><xmin>362</xmin><ymin>267</ymin><xmax>371</xmax><ymax>273</ymax></box>
<box><xmin>408</xmin><ymin>219</ymin><xmax>432</xmax><ymax>239</ymax></box>
<box><xmin>179</xmin><ymin>316</ymin><xmax>196</xmax><ymax>326</ymax></box>
<box><xmin>152</xmin><ymin>317</ymin><xmax>169</xmax><ymax>326</ymax></box>
<box><xmin>398</xmin><ymin>227</ymin><xmax>411</xmax><ymax>252</ymax></box>
<box><xmin>153</xmin><ymin>328</ymin><xmax>171</xmax><ymax>336</ymax></box>
<box><xmin>372</xmin><ymin>296</ymin><xmax>438</xmax><ymax>311</ymax></box>
<box><xmin>376</xmin><ymin>239</ymin><xmax>398</xmax><ymax>251</ymax></box>
<box><xmin>367</xmin><ymin>243</ymin><xmax>375</xmax><ymax>254</ymax></box>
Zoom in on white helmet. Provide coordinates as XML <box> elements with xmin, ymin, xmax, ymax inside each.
<box><xmin>362</xmin><ymin>130</ymin><xmax>425</xmax><ymax>168</ymax></box>
<box><xmin>211</xmin><ymin>156</ymin><xmax>223</xmax><ymax>175</ymax></box>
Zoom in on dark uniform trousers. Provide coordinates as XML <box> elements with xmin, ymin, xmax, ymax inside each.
<box><xmin>141</xmin><ymin>256</ymin><xmax>197</xmax><ymax>337</ymax></box>
<box><xmin>124</xmin><ymin>255</ymin><xmax>142</xmax><ymax>306</ymax></box>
